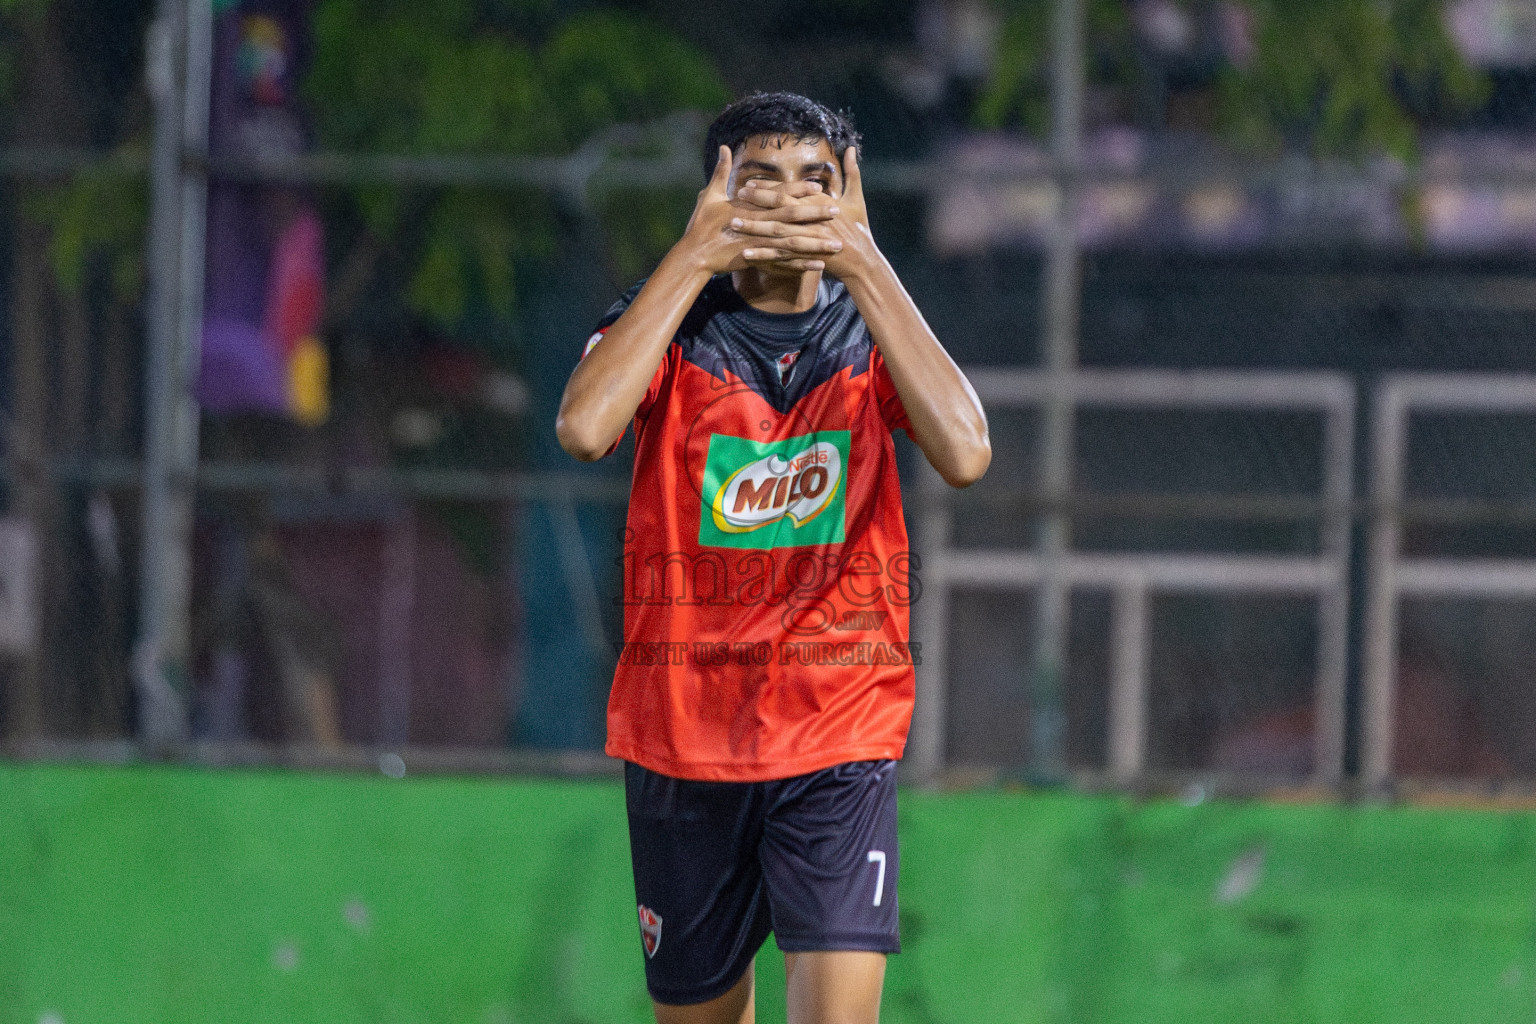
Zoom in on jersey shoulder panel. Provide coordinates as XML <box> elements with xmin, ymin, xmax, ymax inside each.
<box><xmin>580</xmin><ymin>278</ymin><xmax>672</xmax><ymax>455</ymax></box>
<box><xmin>594</xmin><ymin>279</ymin><xmax>646</xmax><ymax>332</ymax></box>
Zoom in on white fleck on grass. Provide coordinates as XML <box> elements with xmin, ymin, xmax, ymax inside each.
<box><xmin>1215</xmin><ymin>845</ymin><xmax>1267</xmax><ymax>904</ymax></box>
<box><xmin>39</xmin><ymin>1012</ymin><xmax>64</xmax><ymax>1024</ymax></box>
<box><xmin>272</xmin><ymin>942</ymin><xmax>300</xmax><ymax>971</ymax></box>
<box><xmin>344</xmin><ymin>899</ymin><xmax>372</xmax><ymax>934</ymax></box>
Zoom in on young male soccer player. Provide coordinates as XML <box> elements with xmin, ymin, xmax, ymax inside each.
<box><xmin>557</xmin><ymin>93</ymin><xmax>990</xmax><ymax>1024</ymax></box>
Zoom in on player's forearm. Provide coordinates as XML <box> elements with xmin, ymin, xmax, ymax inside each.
<box><xmin>841</xmin><ymin>249</ymin><xmax>991</xmax><ymax>488</ymax></box>
<box><xmin>556</xmin><ymin>246</ymin><xmax>714</xmax><ymax>461</ymax></box>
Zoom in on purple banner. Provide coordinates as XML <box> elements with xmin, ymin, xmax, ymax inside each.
<box><xmin>198</xmin><ymin>0</ymin><xmax>327</xmax><ymax>425</ymax></box>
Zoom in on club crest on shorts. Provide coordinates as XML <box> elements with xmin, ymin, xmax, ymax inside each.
<box><xmin>637</xmin><ymin>904</ymin><xmax>663</xmax><ymax>958</ymax></box>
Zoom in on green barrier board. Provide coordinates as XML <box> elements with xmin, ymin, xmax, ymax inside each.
<box><xmin>0</xmin><ymin>763</ymin><xmax>1532</xmax><ymax>1023</ymax></box>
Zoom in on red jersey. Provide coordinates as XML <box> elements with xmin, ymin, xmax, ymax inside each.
<box><xmin>586</xmin><ymin>275</ymin><xmax>917</xmax><ymax>781</ymax></box>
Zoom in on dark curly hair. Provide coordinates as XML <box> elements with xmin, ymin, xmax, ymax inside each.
<box><xmin>701</xmin><ymin>92</ymin><xmax>861</xmax><ymax>182</ymax></box>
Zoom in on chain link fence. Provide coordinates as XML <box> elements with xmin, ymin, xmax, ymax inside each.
<box><xmin>7</xmin><ymin>0</ymin><xmax>1536</xmax><ymax>791</ymax></box>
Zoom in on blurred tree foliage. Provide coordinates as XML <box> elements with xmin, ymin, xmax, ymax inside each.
<box><xmin>975</xmin><ymin>0</ymin><xmax>1133</xmax><ymax>136</ymax></box>
<box><xmin>1219</xmin><ymin>0</ymin><xmax>1487</xmax><ymax>158</ymax></box>
<box><xmin>977</xmin><ymin>0</ymin><xmax>1488</xmax><ymax>160</ymax></box>
<box><xmin>29</xmin><ymin>1</ymin><xmax>728</xmax><ymax>331</ymax></box>
<box><xmin>22</xmin><ymin>0</ymin><xmax>1495</xmax><ymax>318</ymax></box>
<box><xmin>0</xmin><ymin>0</ymin><xmax>148</xmax><ymax>305</ymax></box>
<box><xmin>305</xmin><ymin>0</ymin><xmax>729</xmax><ymax>328</ymax></box>
<box><xmin>28</xmin><ymin>163</ymin><xmax>146</xmax><ymax>302</ymax></box>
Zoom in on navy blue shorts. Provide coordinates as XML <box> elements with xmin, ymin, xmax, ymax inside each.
<box><xmin>624</xmin><ymin>759</ymin><xmax>900</xmax><ymax>1006</ymax></box>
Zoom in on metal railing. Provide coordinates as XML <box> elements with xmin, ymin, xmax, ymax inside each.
<box><xmin>910</xmin><ymin>369</ymin><xmax>1356</xmax><ymax>788</ymax></box>
<box><xmin>1362</xmin><ymin>374</ymin><xmax>1536</xmax><ymax>791</ymax></box>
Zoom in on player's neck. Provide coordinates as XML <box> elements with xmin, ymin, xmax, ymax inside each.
<box><xmin>731</xmin><ymin>267</ymin><xmax>823</xmax><ymax>314</ymax></box>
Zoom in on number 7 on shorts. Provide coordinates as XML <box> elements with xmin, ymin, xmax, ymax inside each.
<box><xmin>867</xmin><ymin>850</ymin><xmax>886</xmax><ymax>907</ymax></box>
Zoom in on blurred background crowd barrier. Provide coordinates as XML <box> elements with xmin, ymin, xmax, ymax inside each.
<box><xmin>8</xmin><ymin>0</ymin><xmax>1536</xmax><ymax>794</ymax></box>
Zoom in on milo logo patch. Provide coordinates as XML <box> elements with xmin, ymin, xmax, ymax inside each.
<box><xmin>715</xmin><ymin>442</ymin><xmax>841</xmax><ymax>531</ymax></box>
<box><xmin>699</xmin><ymin>431</ymin><xmax>849</xmax><ymax>549</ymax></box>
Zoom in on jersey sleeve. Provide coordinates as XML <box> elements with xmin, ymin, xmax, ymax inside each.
<box><xmin>871</xmin><ymin>345</ymin><xmax>913</xmax><ymax>438</ymax></box>
<box><xmin>580</xmin><ymin>281</ymin><xmax>671</xmax><ymax>455</ymax></box>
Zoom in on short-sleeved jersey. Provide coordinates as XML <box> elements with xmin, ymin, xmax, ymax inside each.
<box><xmin>585</xmin><ymin>274</ymin><xmax>917</xmax><ymax>782</ymax></box>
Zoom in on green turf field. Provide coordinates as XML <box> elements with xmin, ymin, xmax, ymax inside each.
<box><xmin>0</xmin><ymin>762</ymin><xmax>1531</xmax><ymax>1023</ymax></box>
